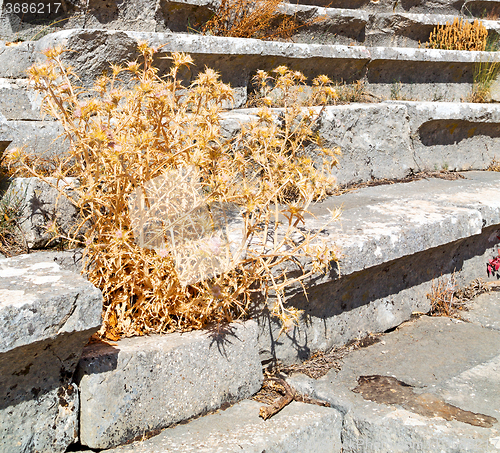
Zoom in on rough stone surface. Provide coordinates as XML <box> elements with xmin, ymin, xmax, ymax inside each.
<box><xmin>76</xmin><ymin>321</ymin><xmax>263</xmax><ymax>449</ymax></box>
<box><xmin>0</xmin><ymin>114</ymin><xmax>12</xmax><ymax>154</ymax></box>
<box><xmin>7</xmin><ymin>30</ymin><xmax>496</xmax><ymax>104</ymax></box>
<box><xmin>222</xmin><ymin>103</ymin><xmax>500</xmax><ymax>185</ymax></box>
<box><xmin>0</xmin><ymin>78</ymin><xmax>45</xmax><ymax>120</ymax></box>
<box><xmin>289</xmin><ymin>315</ymin><xmax>500</xmax><ymax>452</ymax></box>
<box><xmin>388</xmin><ymin>101</ymin><xmax>500</xmax><ymax>173</ymax></box>
<box><xmin>101</xmin><ymin>400</ymin><xmax>342</xmax><ymax>453</ymax></box>
<box><xmin>1</xmin><ymin>0</ymin><xmax>499</xmax><ymax>48</ymax></box>
<box><xmin>0</xmin><ymin>119</ymin><xmax>68</xmax><ymax>157</ymax></box>
<box><xmin>257</xmin><ymin>171</ymin><xmax>500</xmax><ymax>364</ymax></box>
<box><xmin>3</xmin><ymin>177</ymin><xmax>81</xmax><ymax>248</ymax></box>
<box><xmin>31</xmin><ymin>248</ymin><xmax>85</xmax><ymax>274</ymax></box>
<box><xmin>461</xmin><ymin>290</ymin><xmax>500</xmax><ymax>331</ymax></box>
<box><xmin>312</xmin><ymin>103</ymin><xmax>413</xmax><ymax>184</ymax></box>
<box><xmin>0</xmin><ymin>252</ymin><xmax>102</xmax><ymax>453</ymax></box>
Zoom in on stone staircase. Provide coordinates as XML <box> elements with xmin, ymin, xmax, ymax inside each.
<box><xmin>1</xmin><ymin>0</ymin><xmax>500</xmax><ymax>451</ymax></box>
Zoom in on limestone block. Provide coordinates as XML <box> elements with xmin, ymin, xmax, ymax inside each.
<box><xmin>3</xmin><ymin>177</ymin><xmax>80</xmax><ymax>249</ymax></box>
<box><xmin>0</xmin><ymin>252</ymin><xmax>102</xmax><ymax>452</ymax></box>
<box><xmin>77</xmin><ymin>321</ymin><xmax>263</xmax><ymax>449</ymax></box>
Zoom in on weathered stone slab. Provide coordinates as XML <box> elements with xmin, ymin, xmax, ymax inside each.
<box><xmin>223</xmin><ymin>103</ymin><xmax>500</xmax><ymax>185</ymax></box>
<box><xmin>289</xmin><ymin>315</ymin><xmax>500</xmax><ymax>452</ymax></box>
<box><xmin>311</xmin><ymin>103</ymin><xmax>413</xmax><ymax>184</ymax></box>
<box><xmin>257</xmin><ymin>171</ymin><xmax>500</xmax><ymax>364</ymax></box>
<box><xmin>2</xmin><ymin>177</ymin><xmax>80</xmax><ymax>248</ymax></box>
<box><xmin>461</xmin><ymin>290</ymin><xmax>500</xmax><ymax>331</ymax></box>
<box><xmin>102</xmin><ymin>400</ymin><xmax>342</xmax><ymax>453</ymax></box>
<box><xmin>76</xmin><ymin>321</ymin><xmax>263</xmax><ymax>449</ymax></box>
<box><xmin>24</xmin><ymin>29</ymin><xmax>500</xmax><ymax>104</ymax></box>
<box><xmin>387</xmin><ymin>101</ymin><xmax>500</xmax><ymax>173</ymax></box>
<box><xmin>366</xmin><ymin>13</ymin><xmax>500</xmax><ymax>47</ymax></box>
<box><xmin>0</xmin><ymin>40</ymin><xmax>38</xmax><ymax>78</ymax></box>
<box><xmin>0</xmin><ymin>119</ymin><xmax>67</xmax><ymax>157</ymax></box>
<box><xmin>245</xmin><ymin>103</ymin><xmax>412</xmax><ymax>185</ymax></box>
<box><xmin>0</xmin><ymin>78</ymin><xmax>45</xmax><ymax>120</ymax></box>
<box><xmin>0</xmin><ymin>252</ymin><xmax>102</xmax><ymax>453</ymax></box>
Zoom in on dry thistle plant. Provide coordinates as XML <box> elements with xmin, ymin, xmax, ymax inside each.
<box><xmin>248</xmin><ymin>67</ymin><xmax>339</xmax><ymax>108</ymax></box>
<box><xmin>247</xmin><ymin>72</ymin><xmax>373</xmax><ymax>108</ymax></box>
<box><xmin>12</xmin><ymin>44</ymin><xmax>341</xmax><ymax>339</ymax></box>
<box><xmin>488</xmin><ymin>158</ymin><xmax>500</xmax><ymax>171</ymax></box>
<box><xmin>426</xmin><ymin>18</ymin><xmax>488</xmax><ymax>51</ymax></box>
<box><xmin>201</xmin><ymin>0</ymin><xmax>322</xmax><ymax>40</ymax></box>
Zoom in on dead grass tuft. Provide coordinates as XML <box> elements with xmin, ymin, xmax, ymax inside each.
<box><xmin>427</xmin><ymin>276</ymin><xmax>493</xmax><ymax>318</ymax></box>
<box><xmin>202</xmin><ymin>0</ymin><xmax>323</xmax><ymax>40</ymax></box>
<box><xmin>488</xmin><ymin>158</ymin><xmax>500</xmax><ymax>171</ymax></box>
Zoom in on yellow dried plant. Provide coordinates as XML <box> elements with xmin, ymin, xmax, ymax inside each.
<box><xmin>11</xmin><ymin>44</ymin><xmax>341</xmax><ymax>340</ymax></box>
<box><xmin>202</xmin><ymin>0</ymin><xmax>322</xmax><ymax>40</ymax></box>
<box><xmin>426</xmin><ymin>18</ymin><xmax>488</xmax><ymax>51</ymax></box>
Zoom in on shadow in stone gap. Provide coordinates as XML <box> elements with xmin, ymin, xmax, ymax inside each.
<box><xmin>418</xmin><ymin>120</ymin><xmax>500</xmax><ymax>146</ymax></box>
<box><xmin>259</xmin><ymin>224</ymin><xmax>500</xmax><ymax>363</ymax></box>
<box><xmin>367</xmin><ymin>60</ymin><xmax>475</xmax><ymax>84</ymax></box>
<box><xmin>73</xmin><ymin>340</ymin><xmax>119</xmax><ymax>384</ymax></box>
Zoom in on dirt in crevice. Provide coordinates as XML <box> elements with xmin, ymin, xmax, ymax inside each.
<box><xmin>353</xmin><ymin>375</ymin><xmax>498</xmax><ymax>428</ymax></box>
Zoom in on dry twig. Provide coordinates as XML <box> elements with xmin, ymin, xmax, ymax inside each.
<box><xmin>256</xmin><ymin>377</ymin><xmax>330</xmax><ymax>420</ymax></box>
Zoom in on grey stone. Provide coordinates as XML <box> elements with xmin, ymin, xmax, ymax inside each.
<box><xmin>2</xmin><ymin>0</ymin><xmax>499</xmax><ymax>49</ymax></box>
<box><xmin>0</xmin><ymin>119</ymin><xmax>68</xmax><ymax>157</ymax></box>
<box><xmin>223</xmin><ymin>103</ymin><xmax>500</xmax><ymax>185</ymax></box>
<box><xmin>0</xmin><ymin>383</ymin><xmax>80</xmax><ymax>453</ymax></box>
<box><xmin>366</xmin><ymin>13</ymin><xmax>500</xmax><ymax>47</ymax></box>
<box><xmin>76</xmin><ymin>321</ymin><xmax>263</xmax><ymax>449</ymax></box>
<box><xmin>103</xmin><ymin>400</ymin><xmax>342</xmax><ymax>453</ymax></box>
<box><xmin>0</xmin><ymin>0</ymin><xmax>85</xmax><ymax>43</ymax></box>
<box><xmin>82</xmin><ymin>0</ymin><xmax>158</xmax><ymax>32</ymax></box>
<box><xmin>222</xmin><ymin>104</ymin><xmax>414</xmax><ymax>185</ymax></box>
<box><xmin>0</xmin><ymin>40</ymin><xmax>37</xmax><ymax>78</ymax></box>
<box><xmin>257</xmin><ymin>171</ymin><xmax>500</xmax><ymax>364</ymax></box>
<box><xmin>289</xmin><ymin>315</ymin><xmax>500</xmax><ymax>452</ymax></box>
<box><xmin>313</xmin><ymin>103</ymin><xmax>413</xmax><ymax>184</ymax></box>
<box><xmin>24</xmin><ymin>248</ymin><xmax>85</xmax><ymax>274</ymax></box>
<box><xmin>0</xmin><ymin>114</ymin><xmax>12</xmax><ymax>154</ymax></box>
<box><xmin>0</xmin><ymin>78</ymin><xmax>45</xmax><ymax>120</ymax></box>
<box><xmin>28</xmin><ymin>29</ymin><xmax>500</xmax><ymax>104</ymax></box>
<box><xmin>461</xmin><ymin>290</ymin><xmax>500</xmax><ymax>331</ymax></box>
<box><xmin>2</xmin><ymin>177</ymin><xmax>81</xmax><ymax>248</ymax></box>
<box><xmin>387</xmin><ymin>101</ymin><xmax>500</xmax><ymax>173</ymax></box>
<box><xmin>0</xmin><ymin>252</ymin><xmax>102</xmax><ymax>453</ymax></box>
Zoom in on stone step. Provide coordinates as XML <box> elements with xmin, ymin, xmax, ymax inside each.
<box><xmin>3</xmin><ymin>0</ymin><xmax>500</xmax><ymax>47</ymax></box>
<box><xmin>75</xmin><ymin>321</ymin><xmax>263</xmax><ymax>449</ymax></box>
<box><xmin>4</xmin><ymin>101</ymin><xmax>500</xmax><ymax>187</ymax></box>
<box><xmin>74</xmin><ymin>287</ymin><xmax>500</xmax><ymax>452</ymax></box>
<box><xmin>80</xmin><ymin>399</ymin><xmax>342</xmax><ymax>453</ymax></box>
<box><xmin>461</xmin><ymin>289</ymin><xmax>500</xmax><ymax>329</ymax></box>
<box><xmin>0</xmin><ymin>252</ymin><xmax>102</xmax><ymax>453</ymax></box>
<box><xmin>295</xmin><ymin>0</ymin><xmax>500</xmax><ymax>16</ymax></box>
<box><xmin>4</xmin><ymin>30</ymin><xmax>500</xmax><ymax>107</ymax></box>
<box><xmin>222</xmin><ymin>102</ymin><xmax>500</xmax><ymax>186</ymax></box>
<box><xmin>3</xmin><ymin>0</ymin><xmax>500</xmax><ymax>43</ymax></box>
<box><xmin>364</xmin><ymin>13</ymin><xmax>500</xmax><ymax>48</ymax></box>
<box><xmin>289</xmin><ymin>308</ymin><xmax>500</xmax><ymax>452</ymax></box>
<box><xmin>257</xmin><ymin>170</ymin><xmax>500</xmax><ymax>364</ymax></box>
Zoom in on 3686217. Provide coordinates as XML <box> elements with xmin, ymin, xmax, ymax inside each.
<box><xmin>2</xmin><ymin>2</ymin><xmax>62</xmax><ymax>15</ymax></box>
